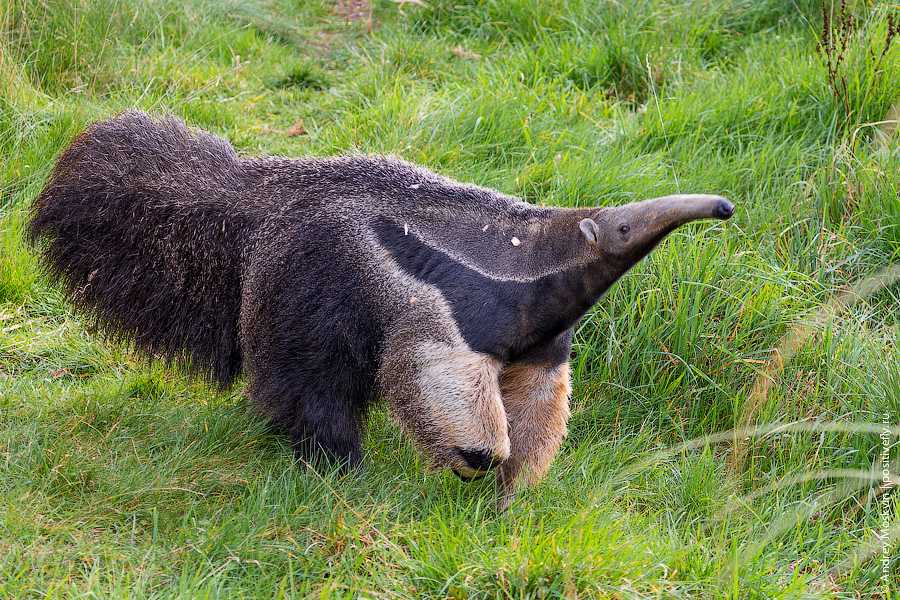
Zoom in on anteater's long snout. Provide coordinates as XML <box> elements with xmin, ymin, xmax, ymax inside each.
<box><xmin>714</xmin><ymin>198</ymin><xmax>735</xmax><ymax>219</ymax></box>
<box><xmin>638</xmin><ymin>194</ymin><xmax>735</xmax><ymax>226</ymax></box>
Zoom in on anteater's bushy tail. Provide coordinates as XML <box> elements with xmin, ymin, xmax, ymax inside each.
<box><xmin>29</xmin><ymin>111</ymin><xmax>257</xmax><ymax>385</ymax></box>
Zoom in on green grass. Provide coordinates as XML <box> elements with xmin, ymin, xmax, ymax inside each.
<box><xmin>1</xmin><ymin>0</ymin><xmax>898</xmax><ymax>596</ymax></box>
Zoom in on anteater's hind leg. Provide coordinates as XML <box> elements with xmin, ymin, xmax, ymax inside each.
<box><xmin>497</xmin><ymin>333</ymin><xmax>573</xmax><ymax>510</ymax></box>
<box><xmin>246</xmin><ymin>347</ymin><xmax>373</xmax><ymax>467</ymax></box>
<box><xmin>284</xmin><ymin>370</ymin><xmax>367</xmax><ymax>467</ymax></box>
<box><xmin>240</xmin><ymin>230</ymin><xmax>380</xmax><ymax>468</ymax></box>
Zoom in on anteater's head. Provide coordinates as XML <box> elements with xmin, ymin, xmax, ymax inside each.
<box><xmin>578</xmin><ymin>194</ymin><xmax>734</xmax><ymax>264</ymax></box>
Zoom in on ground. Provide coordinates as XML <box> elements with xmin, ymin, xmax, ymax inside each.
<box><xmin>0</xmin><ymin>0</ymin><xmax>898</xmax><ymax>597</ymax></box>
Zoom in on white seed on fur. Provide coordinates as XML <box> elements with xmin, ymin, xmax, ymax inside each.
<box><xmin>482</xmin><ymin>224</ymin><xmax>489</xmax><ymax>232</ymax></box>
<box><xmin>409</xmin><ymin>183</ymin><xmax>420</xmax><ymax>189</ymax></box>
<box><xmin>511</xmin><ymin>236</ymin><xmax>521</xmax><ymax>246</ymax></box>
<box><xmin>404</xmin><ymin>223</ymin><xmax>409</xmax><ymax>236</ymax></box>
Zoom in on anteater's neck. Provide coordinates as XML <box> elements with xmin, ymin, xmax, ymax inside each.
<box><xmin>374</xmin><ymin>208</ymin><xmax>630</xmax><ymax>361</ymax></box>
<box><xmin>504</xmin><ymin>212</ymin><xmax>629</xmax><ymax>357</ymax></box>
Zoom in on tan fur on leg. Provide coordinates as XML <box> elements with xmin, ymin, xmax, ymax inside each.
<box><xmin>497</xmin><ymin>362</ymin><xmax>571</xmax><ymax>510</ymax></box>
<box><xmin>414</xmin><ymin>341</ymin><xmax>510</xmax><ymax>467</ymax></box>
<box><xmin>378</xmin><ymin>326</ymin><xmax>510</xmax><ymax>476</ymax></box>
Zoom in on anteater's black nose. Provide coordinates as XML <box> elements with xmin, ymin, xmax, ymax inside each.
<box><xmin>715</xmin><ymin>199</ymin><xmax>735</xmax><ymax>219</ymax></box>
<box><xmin>457</xmin><ymin>448</ymin><xmax>500</xmax><ymax>472</ymax></box>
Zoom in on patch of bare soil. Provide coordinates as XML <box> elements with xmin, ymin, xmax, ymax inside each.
<box><xmin>334</xmin><ymin>0</ymin><xmax>371</xmax><ymax>23</ymax></box>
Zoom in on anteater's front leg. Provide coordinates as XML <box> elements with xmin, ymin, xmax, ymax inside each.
<box><xmin>497</xmin><ymin>335</ymin><xmax>573</xmax><ymax>510</ymax></box>
<box><xmin>378</xmin><ymin>326</ymin><xmax>510</xmax><ymax>479</ymax></box>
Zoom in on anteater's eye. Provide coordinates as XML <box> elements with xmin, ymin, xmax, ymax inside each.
<box><xmin>618</xmin><ymin>224</ymin><xmax>630</xmax><ymax>235</ymax></box>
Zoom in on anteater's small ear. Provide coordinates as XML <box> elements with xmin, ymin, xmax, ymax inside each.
<box><xmin>579</xmin><ymin>218</ymin><xmax>600</xmax><ymax>244</ymax></box>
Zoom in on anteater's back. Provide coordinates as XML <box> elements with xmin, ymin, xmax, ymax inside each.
<box><xmin>28</xmin><ymin>111</ymin><xmax>256</xmax><ymax>384</ymax></box>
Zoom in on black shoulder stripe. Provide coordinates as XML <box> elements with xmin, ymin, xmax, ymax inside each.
<box><xmin>373</xmin><ymin>217</ymin><xmax>520</xmax><ymax>358</ymax></box>
<box><xmin>373</xmin><ymin>217</ymin><xmax>581</xmax><ymax>363</ymax></box>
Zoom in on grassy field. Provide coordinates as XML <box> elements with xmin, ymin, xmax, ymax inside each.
<box><xmin>1</xmin><ymin>0</ymin><xmax>898</xmax><ymax>597</ymax></box>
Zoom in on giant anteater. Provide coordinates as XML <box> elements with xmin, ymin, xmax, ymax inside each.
<box><xmin>29</xmin><ymin>111</ymin><xmax>734</xmax><ymax>508</ymax></box>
